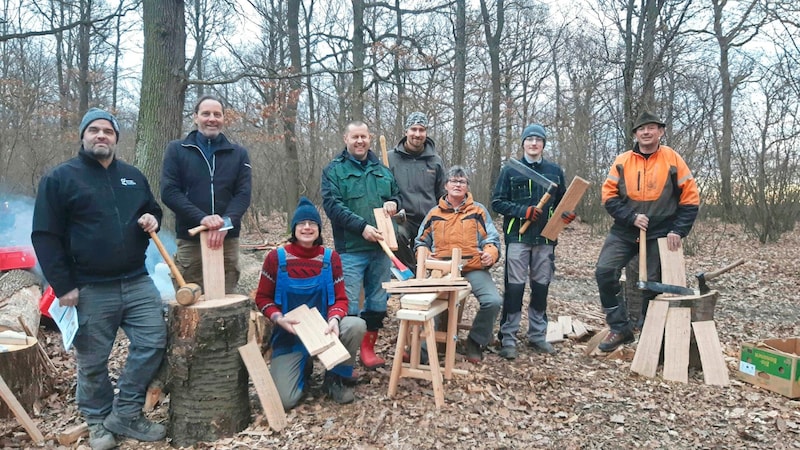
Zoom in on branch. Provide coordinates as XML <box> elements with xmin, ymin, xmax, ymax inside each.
<box><xmin>0</xmin><ymin>5</ymin><xmax>139</xmax><ymax>43</ymax></box>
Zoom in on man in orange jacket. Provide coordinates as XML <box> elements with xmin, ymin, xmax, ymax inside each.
<box><xmin>595</xmin><ymin>111</ymin><xmax>700</xmax><ymax>352</ymax></box>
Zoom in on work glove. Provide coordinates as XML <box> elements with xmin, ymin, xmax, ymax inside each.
<box><xmin>526</xmin><ymin>206</ymin><xmax>543</xmax><ymax>221</ymax></box>
<box><xmin>561</xmin><ymin>211</ymin><xmax>576</xmax><ymax>224</ymax></box>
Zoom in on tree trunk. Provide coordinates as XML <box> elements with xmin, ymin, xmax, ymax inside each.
<box><xmin>351</xmin><ymin>0</ymin><xmax>365</xmax><ymax>120</ymax></box>
<box><xmin>165</xmin><ymin>295</ymin><xmax>252</xmax><ymax>448</ymax></box>
<box><xmin>452</xmin><ymin>0</ymin><xmax>466</xmax><ymax>166</ymax></box>
<box><xmin>284</xmin><ymin>0</ymin><xmax>302</xmax><ymax>225</ymax></box>
<box><xmin>135</xmin><ymin>0</ymin><xmax>187</xmax><ymax>202</ymax></box>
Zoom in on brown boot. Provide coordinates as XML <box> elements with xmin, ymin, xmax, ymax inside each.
<box><xmin>598</xmin><ymin>330</ymin><xmax>635</xmax><ymax>352</ymax></box>
<box><xmin>360</xmin><ymin>330</ymin><xmax>385</xmax><ymax>369</ymax></box>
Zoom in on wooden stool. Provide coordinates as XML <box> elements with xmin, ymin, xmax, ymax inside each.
<box><xmin>388</xmin><ymin>300</ymin><xmax>448</xmax><ymax>407</ymax></box>
<box><xmin>630</xmin><ymin>290</ymin><xmax>729</xmax><ymax>386</ymax></box>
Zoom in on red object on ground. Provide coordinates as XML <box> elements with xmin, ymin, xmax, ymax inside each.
<box><xmin>0</xmin><ymin>245</ymin><xmax>36</xmax><ymax>271</ymax></box>
<box><xmin>39</xmin><ymin>285</ymin><xmax>55</xmax><ymax>318</ymax></box>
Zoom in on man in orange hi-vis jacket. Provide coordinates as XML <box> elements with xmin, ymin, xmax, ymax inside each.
<box><xmin>595</xmin><ymin>111</ymin><xmax>700</xmax><ymax>352</ymax></box>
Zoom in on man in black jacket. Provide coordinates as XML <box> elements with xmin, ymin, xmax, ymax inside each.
<box><xmin>161</xmin><ymin>95</ymin><xmax>252</xmax><ymax>294</ymax></box>
<box><xmin>32</xmin><ymin>108</ymin><xmax>167</xmax><ymax>449</ymax></box>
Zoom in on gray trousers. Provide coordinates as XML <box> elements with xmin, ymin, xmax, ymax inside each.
<box><xmin>269</xmin><ymin>316</ymin><xmax>365</xmax><ymax>410</ymax></box>
<box><xmin>463</xmin><ymin>270</ymin><xmax>502</xmax><ymax>347</ymax></box>
<box><xmin>498</xmin><ymin>243</ymin><xmax>555</xmax><ymax>347</ymax></box>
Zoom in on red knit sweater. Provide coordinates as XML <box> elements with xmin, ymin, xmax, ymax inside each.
<box><xmin>254</xmin><ymin>243</ymin><xmax>348</xmax><ymax>321</ymax></box>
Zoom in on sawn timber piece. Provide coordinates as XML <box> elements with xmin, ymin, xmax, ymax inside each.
<box><xmin>540</xmin><ymin>176</ymin><xmax>590</xmax><ymax>241</ymax></box>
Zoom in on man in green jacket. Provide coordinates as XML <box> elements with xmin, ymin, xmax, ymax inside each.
<box><xmin>321</xmin><ymin>121</ymin><xmax>401</xmax><ymax>369</ymax></box>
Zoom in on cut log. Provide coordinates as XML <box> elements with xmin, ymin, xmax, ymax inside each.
<box><xmin>0</xmin><ymin>270</ymin><xmax>41</xmax><ymax>334</ymax></box>
<box><xmin>166</xmin><ymin>294</ymin><xmax>252</xmax><ymax>448</ymax></box>
<box><xmin>0</xmin><ymin>338</ymin><xmax>44</xmax><ymax>420</ymax></box>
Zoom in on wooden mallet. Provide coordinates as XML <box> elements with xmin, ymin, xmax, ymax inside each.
<box><xmin>149</xmin><ymin>232</ymin><xmax>202</xmax><ymax>306</ymax></box>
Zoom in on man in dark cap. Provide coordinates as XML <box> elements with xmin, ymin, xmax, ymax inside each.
<box><xmin>387</xmin><ymin>111</ymin><xmax>445</xmax><ymax>270</ymax></box>
<box><xmin>594</xmin><ymin>111</ymin><xmax>700</xmax><ymax>352</ymax></box>
<box><xmin>32</xmin><ymin>108</ymin><xmax>167</xmax><ymax>449</ymax></box>
<box><xmin>492</xmin><ymin>123</ymin><xmax>569</xmax><ymax>359</ymax></box>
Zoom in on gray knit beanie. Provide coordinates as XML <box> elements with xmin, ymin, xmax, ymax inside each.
<box><xmin>405</xmin><ymin>112</ymin><xmax>428</xmax><ymax>130</ymax></box>
<box><xmin>79</xmin><ymin>108</ymin><xmax>120</xmax><ymax>141</ymax></box>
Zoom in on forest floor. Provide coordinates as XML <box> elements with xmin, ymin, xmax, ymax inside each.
<box><xmin>2</xmin><ymin>217</ymin><xmax>799</xmax><ymax>449</ymax></box>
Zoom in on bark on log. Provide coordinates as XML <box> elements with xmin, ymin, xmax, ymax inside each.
<box><xmin>165</xmin><ymin>294</ymin><xmax>252</xmax><ymax>448</ymax></box>
<box><xmin>0</xmin><ymin>270</ymin><xmax>41</xmax><ymax>333</ymax></box>
<box><xmin>0</xmin><ymin>340</ymin><xmax>42</xmax><ymax>419</ymax></box>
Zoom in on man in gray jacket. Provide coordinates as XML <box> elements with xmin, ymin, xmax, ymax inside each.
<box><xmin>387</xmin><ymin>112</ymin><xmax>445</xmax><ymax>270</ymax></box>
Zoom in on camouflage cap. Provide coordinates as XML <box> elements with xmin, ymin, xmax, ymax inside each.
<box><xmin>405</xmin><ymin>111</ymin><xmax>428</xmax><ymax>130</ymax></box>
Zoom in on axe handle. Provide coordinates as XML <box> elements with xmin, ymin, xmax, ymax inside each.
<box><xmin>188</xmin><ymin>224</ymin><xmax>208</xmax><ymax>236</ymax></box>
<box><xmin>149</xmin><ymin>231</ymin><xmax>187</xmax><ymax>287</ymax></box>
<box><xmin>703</xmin><ymin>258</ymin><xmax>745</xmax><ymax>281</ymax></box>
<box><xmin>639</xmin><ymin>228</ymin><xmax>647</xmax><ymax>283</ymax></box>
<box><xmin>380</xmin><ymin>135</ymin><xmax>389</xmax><ymax>167</ymax></box>
<box><xmin>518</xmin><ymin>191</ymin><xmax>552</xmax><ymax>234</ymax></box>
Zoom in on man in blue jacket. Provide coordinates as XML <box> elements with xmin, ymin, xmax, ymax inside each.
<box><xmin>322</xmin><ymin>121</ymin><xmax>400</xmax><ymax>369</ymax></box>
<box><xmin>32</xmin><ymin>108</ymin><xmax>167</xmax><ymax>449</ymax></box>
<box><xmin>161</xmin><ymin>96</ymin><xmax>252</xmax><ymax>294</ymax></box>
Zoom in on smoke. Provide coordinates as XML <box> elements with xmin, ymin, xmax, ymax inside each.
<box><xmin>0</xmin><ymin>193</ymin><xmax>34</xmax><ymax>247</ymax></box>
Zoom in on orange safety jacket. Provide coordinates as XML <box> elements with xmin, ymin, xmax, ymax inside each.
<box><xmin>602</xmin><ymin>144</ymin><xmax>700</xmax><ymax>242</ymax></box>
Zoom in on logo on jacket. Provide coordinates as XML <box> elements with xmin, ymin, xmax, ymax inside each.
<box><xmin>120</xmin><ymin>178</ymin><xmax>137</xmax><ymax>186</ymax></box>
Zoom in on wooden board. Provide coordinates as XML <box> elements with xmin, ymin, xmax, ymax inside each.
<box><xmin>373</xmin><ymin>207</ymin><xmax>398</xmax><ymax>251</ymax></box>
<box><xmin>199</xmin><ymin>231</ymin><xmax>226</xmax><ymax>301</ymax></box>
<box><xmin>545</xmin><ymin>321</ymin><xmax>564</xmax><ymax>343</ymax></box>
<box><xmin>540</xmin><ymin>176</ymin><xmax>590</xmax><ymax>241</ymax></box>
<box><xmin>0</xmin><ymin>374</ymin><xmax>44</xmax><ymax>444</ymax></box>
<box><xmin>692</xmin><ymin>321</ymin><xmax>730</xmax><ymax>386</ymax></box>
<box><xmin>284</xmin><ymin>304</ymin><xmax>336</xmax><ymax>356</ymax></box>
<box><xmin>572</xmin><ymin>319</ymin><xmax>589</xmax><ymax>339</ymax></box>
<box><xmin>238</xmin><ymin>341</ymin><xmax>288</xmax><ymax>431</ymax></box>
<box><xmin>658</xmin><ymin>237</ymin><xmax>687</xmax><ymax>288</ymax></box>
<box><xmin>384</xmin><ymin>278</ymin><xmax>468</xmax><ymax>289</ymax></box>
<box><xmin>630</xmin><ymin>300</ymin><xmax>670</xmax><ymax>378</ymax></box>
<box><xmin>662</xmin><ymin>307</ymin><xmax>691</xmax><ymax>383</ymax></box>
<box><xmin>584</xmin><ymin>328</ymin><xmax>610</xmax><ymax>356</ymax></box>
<box><xmin>317</xmin><ymin>340</ymin><xmax>351</xmax><ymax>370</ymax></box>
<box><xmin>558</xmin><ymin>316</ymin><xmax>572</xmax><ymax>335</ymax></box>
<box><xmin>58</xmin><ymin>423</ymin><xmax>89</xmax><ymax>445</ymax></box>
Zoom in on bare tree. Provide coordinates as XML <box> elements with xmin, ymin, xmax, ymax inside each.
<box><xmin>479</xmin><ymin>0</ymin><xmax>504</xmax><ymax>194</ymax></box>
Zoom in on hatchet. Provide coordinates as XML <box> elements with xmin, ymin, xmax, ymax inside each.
<box><xmin>378</xmin><ymin>238</ymin><xmax>414</xmax><ymax>281</ymax></box>
<box><xmin>637</xmin><ymin>228</ymin><xmax>695</xmax><ymax>296</ymax></box>
<box><xmin>188</xmin><ymin>216</ymin><xmax>234</xmax><ymax>236</ymax></box>
<box><xmin>696</xmin><ymin>259</ymin><xmax>745</xmax><ymax>294</ymax></box>
<box><xmin>506</xmin><ymin>159</ymin><xmax>558</xmax><ymax>234</ymax></box>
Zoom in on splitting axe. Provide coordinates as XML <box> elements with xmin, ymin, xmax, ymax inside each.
<box><xmin>188</xmin><ymin>216</ymin><xmax>234</xmax><ymax>236</ymax></box>
<box><xmin>149</xmin><ymin>232</ymin><xmax>202</xmax><ymax>306</ymax></box>
<box><xmin>637</xmin><ymin>228</ymin><xmax>695</xmax><ymax>296</ymax></box>
<box><xmin>696</xmin><ymin>259</ymin><xmax>745</xmax><ymax>294</ymax></box>
<box><xmin>506</xmin><ymin>159</ymin><xmax>558</xmax><ymax>234</ymax></box>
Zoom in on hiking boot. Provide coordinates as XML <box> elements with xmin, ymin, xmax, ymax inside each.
<box><xmin>598</xmin><ymin>330</ymin><xmax>635</xmax><ymax>352</ymax></box>
<box><xmin>464</xmin><ymin>338</ymin><xmax>483</xmax><ymax>363</ymax></box>
<box><xmin>88</xmin><ymin>423</ymin><xmax>116</xmax><ymax>450</ymax></box>
<box><xmin>498</xmin><ymin>345</ymin><xmax>518</xmax><ymax>360</ymax></box>
<box><xmin>322</xmin><ymin>372</ymin><xmax>355</xmax><ymax>404</ymax></box>
<box><xmin>103</xmin><ymin>412</ymin><xmax>166</xmax><ymax>442</ymax></box>
<box><xmin>528</xmin><ymin>340</ymin><xmax>557</xmax><ymax>354</ymax></box>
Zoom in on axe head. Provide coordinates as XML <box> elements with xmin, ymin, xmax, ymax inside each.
<box><xmin>637</xmin><ymin>280</ymin><xmax>695</xmax><ymax>296</ymax></box>
<box><xmin>696</xmin><ymin>274</ymin><xmax>711</xmax><ymax>295</ymax></box>
<box><xmin>220</xmin><ymin>216</ymin><xmax>234</xmax><ymax>231</ymax></box>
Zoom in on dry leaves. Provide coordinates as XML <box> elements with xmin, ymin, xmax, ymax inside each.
<box><xmin>2</xmin><ymin>219</ymin><xmax>800</xmax><ymax>449</ymax></box>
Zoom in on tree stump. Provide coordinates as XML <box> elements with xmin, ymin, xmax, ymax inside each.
<box><xmin>0</xmin><ymin>339</ymin><xmax>42</xmax><ymax>419</ymax></box>
<box><xmin>165</xmin><ymin>294</ymin><xmax>252</xmax><ymax>448</ymax></box>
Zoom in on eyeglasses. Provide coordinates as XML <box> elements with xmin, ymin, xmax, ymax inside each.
<box><xmin>296</xmin><ymin>220</ymin><xmax>318</xmax><ymax>228</ymax></box>
<box><xmin>448</xmin><ymin>179</ymin><xmax>469</xmax><ymax>186</ymax></box>
<box><xmin>524</xmin><ymin>136</ymin><xmax>544</xmax><ymax>144</ymax></box>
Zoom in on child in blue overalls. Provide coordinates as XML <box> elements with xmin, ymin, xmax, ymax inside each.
<box><xmin>255</xmin><ymin>197</ymin><xmax>366</xmax><ymax>408</ymax></box>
